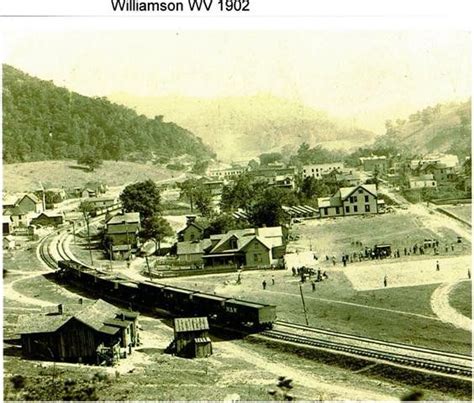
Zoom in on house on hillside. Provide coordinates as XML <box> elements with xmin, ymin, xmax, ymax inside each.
<box><xmin>30</xmin><ymin>211</ymin><xmax>64</xmax><ymax>227</ymax></box>
<box><xmin>105</xmin><ymin>212</ymin><xmax>141</xmax><ymax>260</ymax></box>
<box><xmin>359</xmin><ymin>156</ymin><xmax>388</xmax><ymax>173</ymax></box>
<box><xmin>18</xmin><ymin>299</ymin><xmax>139</xmax><ymax>364</ymax></box>
<box><xmin>177</xmin><ymin>216</ymin><xmax>208</xmax><ymax>242</ymax></box>
<box><xmin>318</xmin><ymin>184</ymin><xmax>385</xmax><ymax>218</ymax></box>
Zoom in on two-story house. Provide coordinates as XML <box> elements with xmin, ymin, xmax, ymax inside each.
<box><xmin>318</xmin><ymin>184</ymin><xmax>385</xmax><ymax>218</ymax></box>
<box><xmin>105</xmin><ymin>212</ymin><xmax>141</xmax><ymax>260</ymax></box>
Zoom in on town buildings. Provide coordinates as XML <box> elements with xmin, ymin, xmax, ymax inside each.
<box><xmin>302</xmin><ymin>162</ymin><xmax>345</xmax><ymax>179</ymax></box>
<box><xmin>409</xmin><ymin>174</ymin><xmax>438</xmax><ymax>189</ymax></box>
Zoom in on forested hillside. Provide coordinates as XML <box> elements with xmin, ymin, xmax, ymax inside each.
<box><xmin>377</xmin><ymin>100</ymin><xmax>471</xmax><ymax>158</ymax></box>
<box><xmin>2</xmin><ymin>65</ymin><xmax>214</xmax><ymax>163</ymax></box>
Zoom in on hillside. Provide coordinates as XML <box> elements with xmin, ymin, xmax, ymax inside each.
<box><xmin>378</xmin><ymin>100</ymin><xmax>471</xmax><ymax>157</ymax></box>
<box><xmin>2</xmin><ymin>65</ymin><xmax>214</xmax><ymax>164</ymax></box>
<box><xmin>2</xmin><ymin>160</ymin><xmax>180</xmax><ymax>193</ymax></box>
<box><xmin>108</xmin><ymin>93</ymin><xmax>376</xmax><ymax>161</ymax></box>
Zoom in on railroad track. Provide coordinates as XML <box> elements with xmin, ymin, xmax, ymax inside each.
<box><xmin>260</xmin><ymin>321</ymin><xmax>472</xmax><ymax>378</ymax></box>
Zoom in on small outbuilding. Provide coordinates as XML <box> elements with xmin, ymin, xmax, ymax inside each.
<box><xmin>172</xmin><ymin>317</ymin><xmax>212</xmax><ymax>358</ymax></box>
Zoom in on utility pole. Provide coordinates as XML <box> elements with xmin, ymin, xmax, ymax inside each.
<box><xmin>299</xmin><ymin>284</ymin><xmax>309</xmax><ymax>326</ymax></box>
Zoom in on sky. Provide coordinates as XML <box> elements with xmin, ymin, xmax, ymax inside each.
<box><xmin>2</xmin><ymin>30</ymin><xmax>471</xmax><ymax>133</ymax></box>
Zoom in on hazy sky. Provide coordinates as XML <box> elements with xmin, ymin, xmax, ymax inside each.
<box><xmin>2</xmin><ymin>31</ymin><xmax>471</xmax><ymax>133</ymax></box>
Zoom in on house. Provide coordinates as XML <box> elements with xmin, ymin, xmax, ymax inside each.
<box><xmin>202</xmin><ymin>227</ymin><xmax>284</xmax><ymax>268</ymax></box>
<box><xmin>177</xmin><ymin>216</ymin><xmax>208</xmax><ymax>242</ymax></box>
<box><xmin>359</xmin><ymin>156</ymin><xmax>388</xmax><ymax>173</ymax></box>
<box><xmin>30</xmin><ymin>211</ymin><xmax>65</xmax><ymax>227</ymax></box>
<box><xmin>3</xmin><ymin>215</ymin><xmax>13</xmax><ymax>235</ymax></box>
<box><xmin>302</xmin><ymin>163</ymin><xmax>345</xmax><ymax>179</ymax></box>
<box><xmin>318</xmin><ymin>184</ymin><xmax>385</xmax><ymax>218</ymax></box>
<box><xmin>87</xmin><ymin>196</ymin><xmax>119</xmax><ymax>209</ymax></box>
<box><xmin>208</xmin><ymin>166</ymin><xmax>247</xmax><ymax>179</ymax></box>
<box><xmin>18</xmin><ymin>299</ymin><xmax>139</xmax><ymax>364</ymax></box>
<box><xmin>105</xmin><ymin>212</ymin><xmax>141</xmax><ymax>260</ymax></box>
<box><xmin>17</xmin><ymin>193</ymin><xmax>43</xmax><ymax>214</ymax></box>
<box><xmin>2</xmin><ymin>195</ymin><xmax>18</xmax><ymax>212</ymax></box>
<box><xmin>172</xmin><ymin>317</ymin><xmax>212</xmax><ymax>358</ymax></box>
<box><xmin>409</xmin><ymin>174</ymin><xmax>437</xmax><ymax>189</ymax></box>
<box><xmin>410</xmin><ymin>154</ymin><xmax>460</xmax><ymax>183</ymax></box>
<box><xmin>3</xmin><ymin>206</ymin><xmax>31</xmax><ymax>228</ymax></box>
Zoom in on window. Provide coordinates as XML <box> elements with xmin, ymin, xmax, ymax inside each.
<box><xmin>365</xmin><ymin>195</ymin><xmax>369</xmax><ymax>203</ymax></box>
<box><xmin>365</xmin><ymin>204</ymin><xmax>370</xmax><ymax>212</ymax></box>
<box><xmin>345</xmin><ymin>206</ymin><xmax>350</xmax><ymax>213</ymax></box>
<box><xmin>350</xmin><ymin>196</ymin><xmax>358</xmax><ymax>203</ymax></box>
<box><xmin>324</xmin><ymin>208</ymin><xmax>328</xmax><ymax>215</ymax></box>
<box><xmin>358</xmin><ymin>189</ymin><xmax>363</xmax><ymax>193</ymax></box>
<box><xmin>354</xmin><ymin>206</ymin><xmax>358</xmax><ymax>213</ymax></box>
<box><xmin>336</xmin><ymin>207</ymin><xmax>340</xmax><ymax>214</ymax></box>
<box><xmin>254</xmin><ymin>253</ymin><xmax>261</xmax><ymax>263</ymax></box>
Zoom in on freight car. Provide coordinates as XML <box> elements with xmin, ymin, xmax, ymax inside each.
<box><xmin>57</xmin><ymin>260</ymin><xmax>276</xmax><ymax>331</ymax></box>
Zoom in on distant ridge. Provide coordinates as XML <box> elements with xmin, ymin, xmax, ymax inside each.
<box><xmin>109</xmin><ymin>92</ymin><xmax>376</xmax><ymax>161</ymax></box>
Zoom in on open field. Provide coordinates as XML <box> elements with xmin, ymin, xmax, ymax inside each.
<box><xmin>449</xmin><ymin>281</ymin><xmax>472</xmax><ymax>319</ymax></box>
<box><xmin>2</xmin><ymin>160</ymin><xmax>178</xmax><ymax>193</ymax></box>
<box><xmin>290</xmin><ymin>209</ymin><xmax>470</xmax><ymax>258</ymax></box>
<box><xmin>161</xmin><ymin>266</ymin><xmax>472</xmax><ymax>355</ymax></box>
<box><xmin>441</xmin><ymin>204</ymin><xmax>472</xmax><ymax>224</ymax></box>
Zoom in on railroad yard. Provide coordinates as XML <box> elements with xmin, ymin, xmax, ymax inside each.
<box><xmin>3</xmin><ymin>192</ymin><xmax>472</xmax><ymax>400</ymax></box>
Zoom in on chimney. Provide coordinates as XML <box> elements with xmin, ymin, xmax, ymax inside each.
<box><xmin>58</xmin><ymin>304</ymin><xmax>63</xmax><ymax>315</ymax></box>
<box><xmin>186</xmin><ymin>215</ymin><xmax>197</xmax><ymax>224</ymax></box>
<box><xmin>254</xmin><ymin>228</ymin><xmax>259</xmax><ymax>236</ymax></box>
<box><xmin>78</xmin><ymin>298</ymin><xmax>83</xmax><ymax>305</ymax></box>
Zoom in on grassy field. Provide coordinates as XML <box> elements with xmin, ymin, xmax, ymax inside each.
<box><xmin>449</xmin><ymin>281</ymin><xmax>472</xmax><ymax>319</ymax></box>
<box><xmin>290</xmin><ymin>210</ymin><xmax>468</xmax><ymax>258</ymax></box>
<box><xmin>442</xmin><ymin>205</ymin><xmax>472</xmax><ymax>224</ymax></box>
<box><xmin>162</xmin><ymin>269</ymin><xmax>472</xmax><ymax>355</ymax></box>
<box><xmin>2</xmin><ymin>160</ymin><xmax>177</xmax><ymax>193</ymax></box>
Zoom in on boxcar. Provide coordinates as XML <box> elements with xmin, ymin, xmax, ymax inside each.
<box><xmin>192</xmin><ymin>293</ymin><xmax>227</xmax><ymax>320</ymax></box>
<box><xmin>225</xmin><ymin>299</ymin><xmax>276</xmax><ymax>329</ymax></box>
<box><xmin>162</xmin><ymin>286</ymin><xmax>196</xmax><ymax>314</ymax></box>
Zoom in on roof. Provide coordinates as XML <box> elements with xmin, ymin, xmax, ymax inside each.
<box><xmin>33</xmin><ymin>212</ymin><xmax>63</xmax><ymax>219</ymax></box>
<box><xmin>174</xmin><ymin>317</ymin><xmax>209</xmax><ymax>333</ymax></box>
<box><xmin>177</xmin><ymin>241</ymin><xmax>204</xmax><ymax>255</ymax></box>
<box><xmin>4</xmin><ymin>206</ymin><xmax>29</xmax><ymax>216</ymax></box>
<box><xmin>3</xmin><ymin>215</ymin><xmax>12</xmax><ymax>223</ymax></box>
<box><xmin>19</xmin><ymin>299</ymin><xmax>139</xmax><ymax>336</ymax></box>
<box><xmin>194</xmin><ymin>337</ymin><xmax>211</xmax><ymax>344</ymax></box>
<box><xmin>19</xmin><ymin>193</ymin><xmax>41</xmax><ymax>204</ymax></box>
<box><xmin>339</xmin><ymin>184</ymin><xmax>377</xmax><ymax>201</ymax></box>
<box><xmin>106</xmin><ymin>212</ymin><xmax>140</xmax><ymax>225</ymax></box>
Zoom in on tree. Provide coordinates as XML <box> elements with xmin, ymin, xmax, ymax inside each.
<box><xmin>191</xmin><ymin>159</ymin><xmax>210</xmax><ymax>175</ymax></box>
<box><xmin>203</xmin><ymin>213</ymin><xmax>245</xmax><ymax>238</ymax></box>
<box><xmin>78</xmin><ymin>151</ymin><xmax>102</xmax><ymax>172</ymax></box>
<box><xmin>178</xmin><ymin>178</ymin><xmax>212</xmax><ymax>213</ymax></box>
<box><xmin>259</xmin><ymin>152</ymin><xmax>283</xmax><ymax>166</ymax></box>
<box><xmin>141</xmin><ymin>215</ymin><xmax>173</xmax><ymax>254</ymax></box>
<box><xmin>120</xmin><ymin>180</ymin><xmax>162</xmax><ymax>220</ymax></box>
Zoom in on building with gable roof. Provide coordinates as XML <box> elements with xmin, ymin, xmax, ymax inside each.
<box><xmin>318</xmin><ymin>184</ymin><xmax>385</xmax><ymax>218</ymax></box>
<box><xmin>18</xmin><ymin>299</ymin><xmax>139</xmax><ymax>364</ymax></box>
<box><xmin>172</xmin><ymin>317</ymin><xmax>212</xmax><ymax>358</ymax></box>
<box><xmin>105</xmin><ymin>212</ymin><xmax>141</xmax><ymax>260</ymax></box>
<box><xmin>177</xmin><ymin>215</ymin><xmax>208</xmax><ymax>242</ymax></box>
<box><xmin>17</xmin><ymin>193</ymin><xmax>43</xmax><ymax>213</ymax></box>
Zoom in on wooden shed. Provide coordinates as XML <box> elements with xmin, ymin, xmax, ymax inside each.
<box><xmin>173</xmin><ymin>317</ymin><xmax>212</xmax><ymax>358</ymax></box>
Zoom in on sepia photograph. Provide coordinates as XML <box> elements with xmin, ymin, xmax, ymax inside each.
<box><xmin>1</xmin><ymin>29</ymin><xmax>472</xmax><ymax>400</ymax></box>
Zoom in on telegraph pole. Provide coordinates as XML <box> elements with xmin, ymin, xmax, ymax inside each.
<box><xmin>299</xmin><ymin>284</ymin><xmax>309</xmax><ymax>326</ymax></box>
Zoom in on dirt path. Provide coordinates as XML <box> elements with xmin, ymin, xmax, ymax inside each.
<box><xmin>4</xmin><ymin>271</ymin><xmax>56</xmax><ymax>307</ymax></box>
<box><xmin>217</xmin><ymin>340</ymin><xmax>396</xmax><ymax>400</ymax></box>
<box><xmin>430</xmin><ymin>281</ymin><xmax>472</xmax><ymax>332</ymax></box>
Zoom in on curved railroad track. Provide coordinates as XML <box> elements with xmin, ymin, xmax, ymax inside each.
<box><xmin>260</xmin><ymin>321</ymin><xmax>472</xmax><ymax>378</ymax></box>
<box><xmin>35</xmin><ymin>222</ymin><xmax>473</xmax><ymax>380</ymax></box>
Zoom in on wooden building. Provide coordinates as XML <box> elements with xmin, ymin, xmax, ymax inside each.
<box><xmin>177</xmin><ymin>215</ymin><xmax>208</xmax><ymax>242</ymax></box>
<box><xmin>30</xmin><ymin>211</ymin><xmax>64</xmax><ymax>227</ymax></box>
<box><xmin>173</xmin><ymin>317</ymin><xmax>212</xmax><ymax>358</ymax></box>
<box><xmin>18</xmin><ymin>299</ymin><xmax>139</xmax><ymax>364</ymax></box>
<box><xmin>105</xmin><ymin>212</ymin><xmax>141</xmax><ymax>260</ymax></box>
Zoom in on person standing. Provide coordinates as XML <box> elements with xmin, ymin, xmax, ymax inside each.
<box><xmin>383</xmin><ymin>275</ymin><xmax>388</xmax><ymax>288</ymax></box>
<box><xmin>271</xmin><ymin>275</ymin><xmax>275</xmax><ymax>285</ymax></box>
<box><xmin>436</xmin><ymin>260</ymin><xmax>440</xmax><ymax>271</ymax></box>
<box><xmin>262</xmin><ymin>280</ymin><xmax>267</xmax><ymax>290</ymax></box>
<box><xmin>311</xmin><ymin>281</ymin><xmax>316</xmax><ymax>292</ymax></box>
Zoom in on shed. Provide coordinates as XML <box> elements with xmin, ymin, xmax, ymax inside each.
<box><xmin>173</xmin><ymin>317</ymin><xmax>212</xmax><ymax>358</ymax></box>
